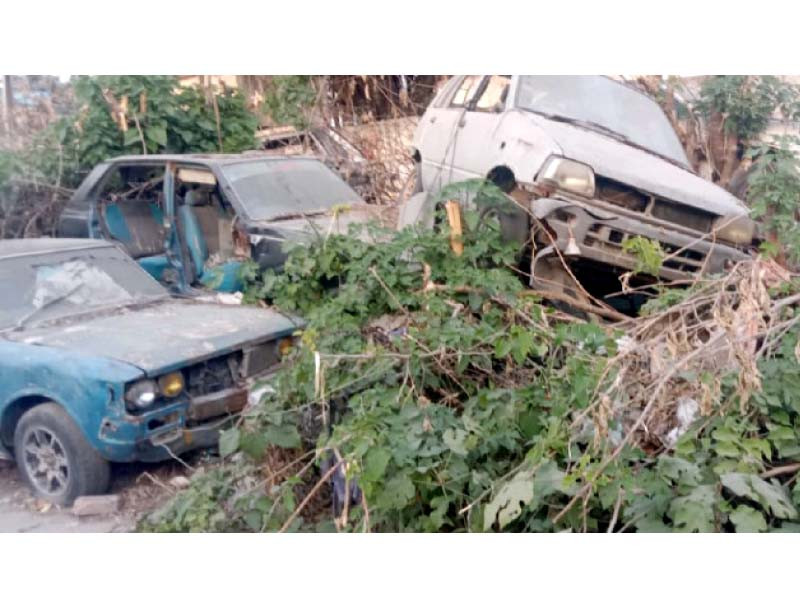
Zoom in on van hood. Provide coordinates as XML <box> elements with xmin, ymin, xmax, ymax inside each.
<box><xmin>7</xmin><ymin>300</ymin><xmax>300</xmax><ymax>376</ymax></box>
<box><xmin>522</xmin><ymin>111</ymin><xmax>749</xmax><ymax>218</ymax></box>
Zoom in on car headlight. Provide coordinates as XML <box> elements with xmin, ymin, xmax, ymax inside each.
<box><xmin>125</xmin><ymin>380</ymin><xmax>159</xmax><ymax>409</ymax></box>
<box><xmin>158</xmin><ymin>372</ymin><xmax>185</xmax><ymax>398</ymax></box>
<box><xmin>536</xmin><ymin>156</ymin><xmax>596</xmax><ymax>198</ymax></box>
<box><xmin>715</xmin><ymin>215</ymin><xmax>755</xmax><ymax>245</ymax></box>
<box><xmin>278</xmin><ymin>336</ymin><xmax>295</xmax><ymax>357</ymax></box>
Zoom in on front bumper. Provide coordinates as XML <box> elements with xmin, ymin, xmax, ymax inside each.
<box><xmin>97</xmin><ymin>380</ymin><xmax>266</xmax><ymax>463</ymax></box>
<box><xmin>531</xmin><ymin>196</ymin><xmax>750</xmax><ymax>281</ymax></box>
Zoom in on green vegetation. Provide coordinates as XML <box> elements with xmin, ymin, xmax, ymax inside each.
<box><xmin>141</xmin><ymin>190</ymin><xmax>800</xmax><ymax>532</ymax></box>
<box><xmin>1</xmin><ymin>75</ymin><xmax>258</xmax><ymax>189</ymax></box>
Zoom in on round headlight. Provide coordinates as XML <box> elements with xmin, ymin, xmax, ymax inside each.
<box><xmin>125</xmin><ymin>380</ymin><xmax>159</xmax><ymax>409</ymax></box>
<box><xmin>158</xmin><ymin>372</ymin><xmax>185</xmax><ymax>398</ymax></box>
<box><xmin>278</xmin><ymin>337</ymin><xmax>294</xmax><ymax>357</ymax></box>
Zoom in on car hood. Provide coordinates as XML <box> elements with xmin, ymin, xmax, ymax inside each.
<box><xmin>7</xmin><ymin>300</ymin><xmax>300</xmax><ymax>377</ymax></box>
<box><xmin>522</xmin><ymin>111</ymin><xmax>749</xmax><ymax>217</ymax></box>
<box><xmin>246</xmin><ymin>204</ymin><xmax>379</xmax><ymax>242</ymax></box>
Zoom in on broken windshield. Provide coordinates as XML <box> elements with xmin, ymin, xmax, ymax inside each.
<box><xmin>0</xmin><ymin>246</ymin><xmax>167</xmax><ymax>329</ymax></box>
<box><xmin>515</xmin><ymin>76</ymin><xmax>689</xmax><ymax>167</ymax></box>
<box><xmin>222</xmin><ymin>159</ymin><xmax>363</xmax><ymax>221</ymax></box>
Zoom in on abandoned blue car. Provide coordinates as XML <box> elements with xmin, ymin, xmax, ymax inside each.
<box><xmin>0</xmin><ymin>238</ymin><xmax>299</xmax><ymax>505</ymax></box>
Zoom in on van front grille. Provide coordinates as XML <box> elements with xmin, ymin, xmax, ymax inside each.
<box><xmin>595</xmin><ymin>176</ymin><xmax>716</xmax><ymax>234</ymax></box>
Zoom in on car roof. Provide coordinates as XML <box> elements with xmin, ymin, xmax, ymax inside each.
<box><xmin>0</xmin><ymin>238</ymin><xmax>113</xmax><ymax>260</ymax></box>
<box><xmin>104</xmin><ymin>153</ymin><xmax>319</xmax><ymax>167</ymax></box>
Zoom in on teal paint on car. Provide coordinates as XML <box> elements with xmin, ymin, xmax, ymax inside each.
<box><xmin>0</xmin><ymin>238</ymin><xmax>301</xmax><ymax>505</ymax></box>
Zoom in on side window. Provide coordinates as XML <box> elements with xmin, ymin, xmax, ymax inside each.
<box><xmin>448</xmin><ymin>76</ymin><xmax>483</xmax><ymax>108</ymax></box>
<box><xmin>96</xmin><ymin>165</ymin><xmax>165</xmax><ymax>201</ymax></box>
<box><xmin>474</xmin><ymin>76</ymin><xmax>511</xmax><ymax>113</ymax></box>
<box><xmin>95</xmin><ymin>165</ymin><xmax>168</xmax><ymax>259</ymax></box>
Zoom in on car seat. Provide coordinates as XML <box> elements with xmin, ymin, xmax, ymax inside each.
<box><xmin>102</xmin><ymin>200</ymin><xmax>170</xmax><ymax>281</ymax></box>
<box><xmin>178</xmin><ymin>190</ymin><xmax>243</xmax><ymax>292</ymax></box>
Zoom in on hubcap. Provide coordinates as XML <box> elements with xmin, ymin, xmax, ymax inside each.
<box><xmin>22</xmin><ymin>427</ymin><xmax>70</xmax><ymax>495</ymax></box>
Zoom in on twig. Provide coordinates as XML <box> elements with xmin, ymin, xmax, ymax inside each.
<box><xmin>607</xmin><ymin>488</ymin><xmax>624</xmax><ymax>533</ymax></box>
<box><xmin>279</xmin><ymin>459</ymin><xmax>343</xmax><ymax>533</ymax></box>
<box><xmin>131</xmin><ymin>111</ymin><xmax>147</xmax><ymax>154</ymax></box>
<box><xmin>520</xmin><ymin>289</ymin><xmax>630</xmax><ymax>322</ymax></box>
<box><xmin>136</xmin><ymin>471</ymin><xmax>173</xmax><ymax>492</ymax></box>
<box><xmin>361</xmin><ymin>491</ymin><xmax>371</xmax><ymax>533</ymax></box>
<box><xmin>761</xmin><ymin>463</ymin><xmax>800</xmax><ymax>479</ymax></box>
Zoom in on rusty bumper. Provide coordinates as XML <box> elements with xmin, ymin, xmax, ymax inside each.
<box><xmin>531</xmin><ymin>196</ymin><xmax>750</xmax><ymax>281</ymax></box>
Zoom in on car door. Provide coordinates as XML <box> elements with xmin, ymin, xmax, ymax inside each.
<box><xmin>447</xmin><ymin>76</ymin><xmax>513</xmax><ymax>184</ymax></box>
<box><xmin>416</xmin><ymin>75</ymin><xmax>484</xmax><ymax>192</ymax></box>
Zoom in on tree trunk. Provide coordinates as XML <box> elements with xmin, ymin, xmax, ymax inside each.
<box><xmin>2</xmin><ymin>75</ymin><xmax>13</xmax><ymax>135</ymax></box>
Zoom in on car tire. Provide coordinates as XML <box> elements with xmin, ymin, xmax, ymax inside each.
<box><xmin>14</xmin><ymin>402</ymin><xmax>110</xmax><ymax>506</ymax></box>
<box><xmin>399</xmin><ymin>164</ymin><xmax>424</xmax><ymax>205</ymax></box>
<box><xmin>411</xmin><ymin>163</ymin><xmax>423</xmax><ymax>195</ymax></box>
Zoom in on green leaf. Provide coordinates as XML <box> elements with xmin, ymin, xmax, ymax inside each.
<box><xmin>483</xmin><ymin>471</ymin><xmax>535</xmax><ymax>531</ymax></box>
<box><xmin>443</xmin><ymin>428</ymin><xmax>468</xmax><ymax>456</ymax></box>
<box><xmin>146</xmin><ymin>124</ymin><xmax>168</xmax><ymax>147</ymax></box>
<box><xmin>532</xmin><ymin>460</ymin><xmax>565</xmax><ymax>504</ymax></box>
<box><xmin>219</xmin><ymin>428</ymin><xmax>240</xmax><ymax>458</ymax></box>
<box><xmin>265</xmin><ymin>424</ymin><xmax>301</xmax><ymax>449</ymax></box>
<box><xmin>123</xmin><ymin>128</ymin><xmax>141</xmax><ymax>147</ymax></box>
<box><xmin>729</xmin><ymin>505</ymin><xmax>767</xmax><ymax>532</ymax></box>
<box><xmin>721</xmin><ymin>472</ymin><xmax>798</xmax><ymax>519</ymax></box>
<box><xmin>362</xmin><ymin>447</ymin><xmax>391</xmax><ymax>482</ymax></box>
<box><xmin>668</xmin><ymin>485</ymin><xmax>717</xmax><ymax>532</ymax></box>
<box><xmin>239</xmin><ymin>432</ymin><xmax>268</xmax><ymax>460</ymax></box>
<box><xmin>658</xmin><ymin>455</ymin><xmax>702</xmax><ymax>486</ymax></box>
<box><xmin>378</xmin><ymin>474</ymin><xmax>415</xmax><ymax>510</ymax></box>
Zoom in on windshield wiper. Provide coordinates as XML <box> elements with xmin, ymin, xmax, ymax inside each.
<box><xmin>536</xmin><ymin>112</ymin><xmax>631</xmax><ymax>143</ymax></box>
<box><xmin>526</xmin><ymin>109</ymin><xmax>691</xmax><ymax>171</ymax></box>
<box><xmin>15</xmin><ymin>282</ymin><xmax>85</xmax><ymax>330</ymax></box>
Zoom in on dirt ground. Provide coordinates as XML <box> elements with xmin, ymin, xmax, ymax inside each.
<box><xmin>0</xmin><ymin>454</ymin><xmax>201</xmax><ymax>533</ymax></box>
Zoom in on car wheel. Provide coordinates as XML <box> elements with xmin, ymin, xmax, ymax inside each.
<box><xmin>399</xmin><ymin>164</ymin><xmax>424</xmax><ymax>205</ymax></box>
<box><xmin>14</xmin><ymin>402</ymin><xmax>110</xmax><ymax>506</ymax></box>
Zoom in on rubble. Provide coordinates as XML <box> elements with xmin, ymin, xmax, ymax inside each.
<box><xmin>72</xmin><ymin>494</ymin><xmax>121</xmax><ymax>517</ymax></box>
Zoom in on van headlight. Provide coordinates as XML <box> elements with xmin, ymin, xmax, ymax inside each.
<box><xmin>125</xmin><ymin>380</ymin><xmax>159</xmax><ymax>409</ymax></box>
<box><xmin>536</xmin><ymin>156</ymin><xmax>596</xmax><ymax>198</ymax></box>
<box><xmin>715</xmin><ymin>215</ymin><xmax>755</xmax><ymax>245</ymax></box>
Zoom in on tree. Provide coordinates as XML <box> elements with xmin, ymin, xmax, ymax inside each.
<box><xmin>634</xmin><ymin>75</ymin><xmax>800</xmax><ymax>193</ymax></box>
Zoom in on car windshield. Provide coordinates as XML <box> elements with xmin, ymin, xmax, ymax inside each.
<box><xmin>515</xmin><ymin>76</ymin><xmax>689</xmax><ymax>166</ymax></box>
<box><xmin>0</xmin><ymin>246</ymin><xmax>167</xmax><ymax>329</ymax></box>
<box><xmin>222</xmin><ymin>159</ymin><xmax>364</xmax><ymax>221</ymax></box>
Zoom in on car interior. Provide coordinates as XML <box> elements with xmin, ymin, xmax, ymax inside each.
<box><xmin>175</xmin><ymin>174</ymin><xmax>243</xmax><ymax>292</ymax></box>
<box><xmin>96</xmin><ymin>164</ymin><xmax>244</xmax><ymax>292</ymax></box>
<box><xmin>97</xmin><ymin>165</ymin><xmax>171</xmax><ymax>283</ymax></box>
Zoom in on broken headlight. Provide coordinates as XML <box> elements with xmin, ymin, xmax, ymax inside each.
<box><xmin>536</xmin><ymin>156</ymin><xmax>595</xmax><ymax>198</ymax></box>
<box><xmin>125</xmin><ymin>380</ymin><xmax>159</xmax><ymax>410</ymax></box>
<box><xmin>714</xmin><ymin>214</ymin><xmax>755</xmax><ymax>246</ymax></box>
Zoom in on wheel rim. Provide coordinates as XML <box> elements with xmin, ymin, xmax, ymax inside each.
<box><xmin>21</xmin><ymin>426</ymin><xmax>70</xmax><ymax>496</ymax></box>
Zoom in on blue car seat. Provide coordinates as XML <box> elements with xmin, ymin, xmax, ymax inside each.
<box><xmin>177</xmin><ymin>190</ymin><xmax>243</xmax><ymax>293</ymax></box>
<box><xmin>103</xmin><ymin>200</ymin><xmax>170</xmax><ymax>281</ymax></box>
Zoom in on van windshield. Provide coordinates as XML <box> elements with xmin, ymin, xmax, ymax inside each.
<box><xmin>515</xmin><ymin>76</ymin><xmax>689</xmax><ymax>166</ymax></box>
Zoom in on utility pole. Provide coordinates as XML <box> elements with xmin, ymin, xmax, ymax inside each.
<box><xmin>2</xmin><ymin>75</ymin><xmax>12</xmax><ymax>135</ymax></box>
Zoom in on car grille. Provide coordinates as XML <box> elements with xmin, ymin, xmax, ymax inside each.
<box><xmin>240</xmin><ymin>341</ymin><xmax>281</xmax><ymax>378</ymax></box>
<box><xmin>585</xmin><ymin>223</ymin><xmax>706</xmax><ymax>274</ymax></box>
<box><xmin>183</xmin><ymin>342</ymin><xmax>281</xmax><ymax>397</ymax></box>
<box><xmin>595</xmin><ymin>176</ymin><xmax>716</xmax><ymax>234</ymax></box>
<box><xmin>185</xmin><ymin>353</ymin><xmax>241</xmax><ymax>396</ymax></box>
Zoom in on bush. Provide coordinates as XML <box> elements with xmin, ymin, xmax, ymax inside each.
<box><xmin>141</xmin><ymin>196</ymin><xmax>800</xmax><ymax>533</ymax></box>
